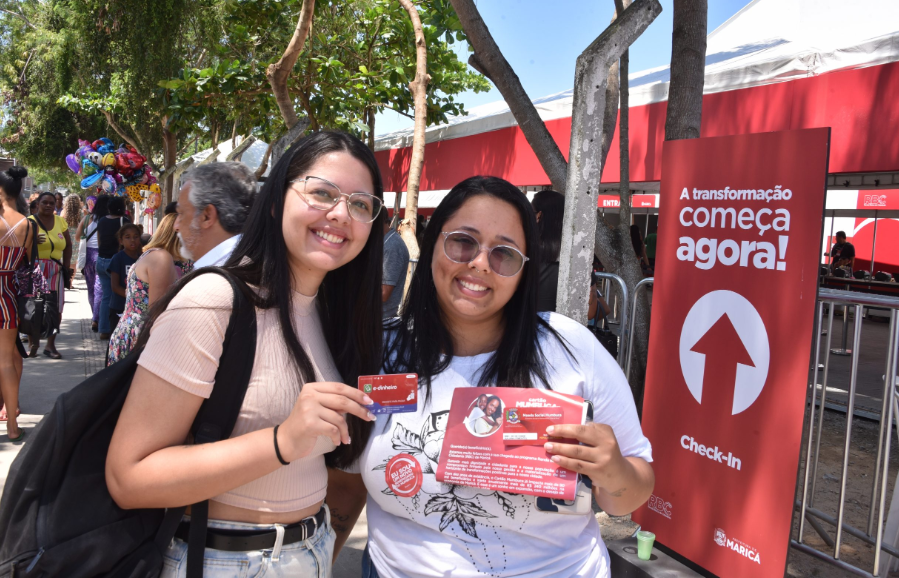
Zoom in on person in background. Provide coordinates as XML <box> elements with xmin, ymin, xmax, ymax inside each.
<box><xmin>96</xmin><ymin>196</ymin><xmax>130</xmax><ymax>339</ymax></box>
<box><xmin>175</xmin><ymin>161</ymin><xmax>258</xmax><ymax>268</ymax></box>
<box><xmin>164</xmin><ymin>201</ymin><xmax>178</xmax><ymax>216</ymax></box>
<box><xmin>54</xmin><ymin>192</ymin><xmax>64</xmax><ymax>216</ymax></box>
<box><xmin>830</xmin><ymin>231</ymin><xmax>855</xmax><ymax>275</ymax></box>
<box><xmin>630</xmin><ymin>224</ymin><xmax>652</xmax><ymax>276</ymax></box>
<box><xmin>531</xmin><ymin>190</ymin><xmax>564</xmax><ymax>312</ymax></box>
<box><xmin>28</xmin><ymin>192</ymin><xmax>72</xmax><ymax>359</ymax></box>
<box><xmin>327</xmin><ymin>176</ymin><xmax>653</xmax><ymax>578</ymax></box>
<box><xmin>28</xmin><ymin>199</ymin><xmax>37</xmax><ymax>217</ymax></box>
<box><xmin>107</xmin><ymin>215</ymin><xmax>185</xmax><ymax>365</ymax></box>
<box><xmin>77</xmin><ymin>195</ymin><xmax>106</xmax><ymax>332</ymax></box>
<box><xmin>60</xmin><ymin>194</ymin><xmax>83</xmax><ymax>282</ymax></box>
<box><xmin>106</xmin><ymin>224</ymin><xmax>143</xmax><ymax>335</ymax></box>
<box><xmin>644</xmin><ymin>229</ymin><xmax>657</xmax><ymax>268</ymax></box>
<box><xmin>381</xmin><ymin>220</ymin><xmax>409</xmax><ymax>319</ymax></box>
<box><xmin>0</xmin><ymin>166</ymin><xmax>33</xmax><ymax>440</ymax></box>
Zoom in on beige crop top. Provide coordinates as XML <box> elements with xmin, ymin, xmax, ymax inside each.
<box><xmin>138</xmin><ymin>274</ymin><xmax>338</xmax><ymax>513</ymax></box>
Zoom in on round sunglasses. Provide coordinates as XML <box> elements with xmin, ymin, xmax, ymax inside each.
<box><xmin>441</xmin><ymin>231</ymin><xmax>529</xmax><ymax>277</ymax></box>
<box><xmin>291</xmin><ymin>176</ymin><xmax>383</xmax><ymax>223</ymax></box>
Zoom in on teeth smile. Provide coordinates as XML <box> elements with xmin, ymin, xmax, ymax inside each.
<box><xmin>315</xmin><ymin>230</ymin><xmax>345</xmax><ymax>244</ymax></box>
<box><xmin>459</xmin><ymin>279</ymin><xmax>488</xmax><ymax>292</ymax></box>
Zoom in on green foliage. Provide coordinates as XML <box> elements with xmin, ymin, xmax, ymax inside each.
<box><xmin>1</xmin><ymin>0</ymin><xmax>489</xmax><ymax>177</ymax></box>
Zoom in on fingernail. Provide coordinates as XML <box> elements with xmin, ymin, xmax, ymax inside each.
<box><xmin>368</xmin><ymin>411</ymin><xmax>377</xmax><ymax>421</ymax></box>
<box><xmin>363</xmin><ymin>395</ymin><xmax>373</xmax><ymax>405</ymax></box>
<box><xmin>346</xmin><ymin>436</ymin><xmax>352</xmax><ymax>445</ymax></box>
<box><xmin>546</xmin><ymin>426</ymin><xmax>555</xmax><ymax>434</ymax></box>
<box><xmin>551</xmin><ymin>455</ymin><xmax>561</xmax><ymax>463</ymax></box>
<box><xmin>544</xmin><ymin>443</ymin><xmax>554</xmax><ymax>452</ymax></box>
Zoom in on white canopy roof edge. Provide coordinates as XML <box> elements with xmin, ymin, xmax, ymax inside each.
<box><xmin>375</xmin><ymin>0</ymin><xmax>899</xmax><ymax>152</ymax></box>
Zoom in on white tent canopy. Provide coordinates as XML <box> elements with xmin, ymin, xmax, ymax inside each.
<box><xmin>375</xmin><ymin>0</ymin><xmax>899</xmax><ymax>152</ymax></box>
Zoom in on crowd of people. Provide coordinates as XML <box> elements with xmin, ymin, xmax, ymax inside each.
<box><xmin>0</xmin><ymin>130</ymin><xmax>654</xmax><ymax>577</ymax></box>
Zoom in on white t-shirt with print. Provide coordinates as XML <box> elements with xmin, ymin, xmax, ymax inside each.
<box><xmin>351</xmin><ymin>312</ymin><xmax>653</xmax><ymax>578</ymax></box>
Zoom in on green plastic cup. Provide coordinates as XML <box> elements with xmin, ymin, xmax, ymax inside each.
<box><xmin>636</xmin><ymin>530</ymin><xmax>655</xmax><ymax>560</ymax></box>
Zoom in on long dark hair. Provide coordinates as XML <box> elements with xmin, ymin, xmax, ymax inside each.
<box><xmin>0</xmin><ymin>166</ymin><xmax>28</xmax><ymax>213</ymax></box>
<box><xmin>138</xmin><ymin>131</ymin><xmax>384</xmax><ymax>469</ymax></box>
<box><xmin>531</xmin><ymin>190</ymin><xmax>564</xmax><ymax>263</ymax></box>
<box><xmin>384</xmin><ymin>176</ymin><xmax>568</xmax><ymax>401</ymax></box>
<box><xmin>92</xmin><ymin>195</ymin><xmax>111</xmax><ymax>219</ymax></box>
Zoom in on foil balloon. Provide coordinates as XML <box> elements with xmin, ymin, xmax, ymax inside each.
<box><xmin>65</xmin><ymin>154</ymin><xmax>80</xmax><ymax>174</ymax></box>
<box><xmin>78</xmin><ymin>139</ymin><xmax>91</xmax><ymax>148</ymax></box>
<box><xmin>99</xmin><ymin>137</ymin><xmax>114</xmax><ymax>147</ymax></box>
<box><xmin>101</xmin><ymin>153</ymin><xmax>116</xmax><ymax>167</ymax></box>
<box><xmin>80</xmin><ymin>172</ymin><xmax>103</xmax><ymax>189</ymax></box>
<box><xmin>91</xmin><ymin>139</ymin><xmax>105</xmax><ymax>151</ymax></box>
<box><xmin>87</xmin><ymin>152</ymin><xmax>102</xmax><ymax>166</ymax></box>
<box><xmin>146</xmin><ymin>175</ymin><xmax>158</xmax><ymax>185</ymax></box>
<box><xmin>98</xmin><ymin>145</ymin><xmax>115</xmax><ymax>155</ymax></box>
<box><xmin>75</xmin><ymin>145</ymin><xmax>92</xmax><ymax>160</ymax></box>
<box><xmin>126</xmin><ymin>186</ymin><xmax>144</xmax><ymax>203</ymax></box>
<box><xmin>146</xmin><ymin>190</ymin><xmax>162</xmax><ymax>211</ymax></box>
<box><xmin>100</xmin><ymin>174</ymin><xmax>118</xmax><ymax>194</ymax></box>
<box><xmin>149</xmin><ymin>183</ymin><xmax>161</xmax><ymax>195</ymax></box>
<box><xmin>81</xmin><ymin>159</ymin><xmax>100</xmax><ymax>177</ymax></box>
<box><xmin>86</xmin><ymin>195</ymin><xmax>97</xmax><ymax>213</ymax></box>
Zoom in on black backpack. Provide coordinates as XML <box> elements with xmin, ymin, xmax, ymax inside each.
<box><xmin>0</xmin><ymin>268</ymin><xmax>257</xmax><ymax>578</ymax></box>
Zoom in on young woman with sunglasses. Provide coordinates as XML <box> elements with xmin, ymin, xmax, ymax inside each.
<box><xmin>328</xmin><ymin>176</ymin><xmax>654</xmax><ymax>578</ymax></box>
<box><xmin>106</xmin><ymin>132</ymin><xmax>383</xmax><ymax>577</ymax></box>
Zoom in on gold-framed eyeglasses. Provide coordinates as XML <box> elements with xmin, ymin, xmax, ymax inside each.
<box><xmin>441</xmin><ymin>231</ymin><xmax>529</xmax><ymax>277</ymax></box>
<box><xmin>291</xmin><ymin>176</ymin><xmax>383</xmax><ymax>223</ymax></box>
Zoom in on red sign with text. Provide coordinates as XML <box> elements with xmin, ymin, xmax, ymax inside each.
<box><xmin>632</xmin><ymin>129</ymin><xmax>829</xmax><ymax>577</ymax></box>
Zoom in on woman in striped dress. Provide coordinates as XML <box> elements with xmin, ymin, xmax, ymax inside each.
<box><xmin>0</xmin><ymin>166</ymin><xmax>33</xmax><ymax>441</ymax></box>
<box><xmin>28</xmin><ymin>191</ymin><xmax>72</xmax><ymax>359</ymax></box>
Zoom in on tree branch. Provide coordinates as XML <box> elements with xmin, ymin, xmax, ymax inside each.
<box><xmin>556</xmin><ymin>0</ymin><xmax>661</xmax><ymax>322</ymax></box>
<box><xmin>449</xmin><ymin>0</ymin><xmax>568</xmax><ymax>192</ymax></box>
<box><xmin>0</xmin><ymin>7</ymin><xmax>35</xmax><ymax>29</ymax></box>
<box><xmin>266</xmin><ymin>0</ymin><xmax>316</xmax><ymax>129</ymax></box>
<box><xmin>101</xmin><ymin>110</ymin><xmax>148</xmax><ymax>161</ymax></box>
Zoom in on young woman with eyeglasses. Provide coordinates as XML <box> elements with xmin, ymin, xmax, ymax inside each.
<box><xmin>327</xmin><ymin>176</ymin><xmax>654</xmax><ymax>578</ymax></box>
<box><xmin>106</xmin><ymin>132</ymin><xmax>383</xmax><ymax>577</ymax></box>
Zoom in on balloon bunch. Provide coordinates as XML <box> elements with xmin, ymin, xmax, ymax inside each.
<box><xmin>65</xmin><ymin>138</ymin><xmax>157</xmax><ymax>196</ymax></box>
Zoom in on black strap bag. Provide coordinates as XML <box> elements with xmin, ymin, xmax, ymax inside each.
<box><xmin>0</xmin><ymin>268</ymin><xmax>257</xmax><ymax>578</ymax></box>
<box><xmin>589</xmin><ymin>288</ymin><xmax>619</xmax><ymax>359</ymax></box>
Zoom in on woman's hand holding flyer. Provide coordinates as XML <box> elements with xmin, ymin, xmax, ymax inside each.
<box><xmin>436</xmin><ymin>387</ymin><xmax>590</xmax><ymax>500</ymax></box>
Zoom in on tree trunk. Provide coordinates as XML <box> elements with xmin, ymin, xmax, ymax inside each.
<box><xmin>161</xmin><ymin>117</ymin><xmax>178</xmax><ymax>206</ymax></box>
<box><xmin>665</xmin><ymin>0</ymin><xmax>707</xmax><ymax>140</ymax></box>
<box><xmin>266</xmin><ymin>0</ymin><xmax>316</xmax><ymax>130</ymax></box>
<box><xmin>556</xmin><ymin>0</ymin><xmax>661</xmax><ymax>322</ymax></box>
<box><xmin>449</xmin><ymin>0</ymin><xmax>568</xmax><ymax>192</ymax></box>
<box><xmin>396</xmin><ymin>0</ymin><xmax>427</xmax><ymax>306</ymax></box>
<box><xmin>366</xmin><ymin>108</ymin><xmax>376</xmax><ymax>151</ymax></box>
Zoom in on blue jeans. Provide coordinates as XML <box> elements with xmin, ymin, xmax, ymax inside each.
<box><xmin>362</xmin><ymin>544</ymin><xmax>380</xmax><ymax>578</ymax></box>
<box><xmin>96</xmin><ymin>256</ymin><xmax>113</xmax><ymax>334</ymax></box>
<box><xmin>161</xmin><ymin>511</ymin><xmax>336</xmax><ymax>578</ymax></box>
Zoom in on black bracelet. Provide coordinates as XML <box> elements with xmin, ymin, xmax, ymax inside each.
<box><xmin>273</xmin><ymin>424</ymin><xmax>290</xmax><ymax>466</ymax></box>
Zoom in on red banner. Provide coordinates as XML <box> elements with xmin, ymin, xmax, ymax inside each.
<box><xmin>632</xmin><ymin>129</ymin><xmax>830</xmax><ymax>577</ymax></box>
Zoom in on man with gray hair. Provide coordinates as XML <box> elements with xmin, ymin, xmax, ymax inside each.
<box><xmin>175</xmin><ymin>161</ymin><xmax>258</xmax><ymax>268</ymax></box>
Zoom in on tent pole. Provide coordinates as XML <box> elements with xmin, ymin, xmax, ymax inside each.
<box><xmin>870</xmin><ymin>211</ymin><xmax>879</xmax><ymax>273</ymax></box>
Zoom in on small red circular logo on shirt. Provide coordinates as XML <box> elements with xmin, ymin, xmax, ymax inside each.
<box><xmin>385</xmin><ymin>453</ymin><xmax>423</xmax><ymax>497</ymax></box>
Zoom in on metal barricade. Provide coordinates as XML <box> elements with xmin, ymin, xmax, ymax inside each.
<box><xmin>625</xmin><ymin>277</ymin><xmax>654</xmax><ymax>382</ymax></box>
<box><xmin>794</xmin><ymin>288</ymin><xmax>899</xmax><ymax>577</ymax></box>
<box><xmin>593</xmin><ymin>272</ymin><xmax>629</xmax><ymax>368</ymax></box>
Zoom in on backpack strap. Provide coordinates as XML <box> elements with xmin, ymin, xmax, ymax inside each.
<box><xmin>151</xmin><ymin>268</ymin><xmax>258</xmax><ymax>574</ymax></box>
